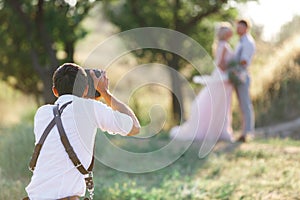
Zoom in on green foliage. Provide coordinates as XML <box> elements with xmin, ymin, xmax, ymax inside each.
<box><xmin>104</xmin><ymin>0</ymin><xmax>239</xmax><ymax>61</ymax></box>
<box><xmin>0</xmin><ymin>0</ymin><xmax>96</xmax><ymax>103</ymax></box>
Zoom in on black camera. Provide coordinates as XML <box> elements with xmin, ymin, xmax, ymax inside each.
<box><xmin>85</xmin><ymin>69</ymin><xmax>102</xmax><ymax>99</ymax></box>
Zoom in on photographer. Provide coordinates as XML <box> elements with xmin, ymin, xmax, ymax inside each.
<box><xmin>25</xmin><ymin>63</ymin><xmax>140</xmax><ymax>200</ymax></box>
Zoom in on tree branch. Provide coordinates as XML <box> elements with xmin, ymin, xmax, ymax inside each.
<box><xmin>179</xmin><ymin>4</ymin><xmax>222</xmax><ymax>32</ymax></box>
<box><xmin>173</xmin><ymin>0</ymin><xmax>180</xmax><ymax>29</ymax></box>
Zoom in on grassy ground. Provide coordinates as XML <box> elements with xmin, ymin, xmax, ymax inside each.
<box><xmin>93</xmin><ymin>136</ymin><xmax>300</xmax><ymax>200</ymax></box>
<box><xmin>0</xmin><ymin>123</ymin><xmax>299</xmax><ymax>200</ymax></box>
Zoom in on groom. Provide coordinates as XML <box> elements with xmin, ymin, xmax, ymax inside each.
<box><xmin>234</xmin><ymin>19</ymin><xmax>256</xmax><ymax>142</ymax></box>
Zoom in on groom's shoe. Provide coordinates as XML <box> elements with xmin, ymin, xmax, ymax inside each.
<box><xmin>236</xmin><ymin>135</ymin><xmax>246</xmax><ymax>143</ymax></box>
<box><xmin>236</xmin><ymin>134</ymin><xmax>254</xmax><ymax>143</ymax></box>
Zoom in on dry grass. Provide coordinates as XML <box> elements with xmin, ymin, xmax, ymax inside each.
<box><xmin>0</xmin><ymin>81</ymin><xmax>36</xmax><ymax>126</ymax></box>
<box><xmin>249</xmin><ymin>35</ymin><xmax>300</xmax><ymax>126</ymax></box>
<box><xmin>251</xmin><ymin>35</ymin><xmax>300</xmax><ymax>99</ymax></box>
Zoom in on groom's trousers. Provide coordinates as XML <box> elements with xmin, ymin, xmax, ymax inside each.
<box><xmin>235</xmin><ymin>73</ymin><xmax>255</xmax><ymax>135</ymax></box>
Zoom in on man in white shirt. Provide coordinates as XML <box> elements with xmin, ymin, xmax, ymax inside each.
<box><xmin>234</xmin><ymin>19</ymin><xmax>256</xmax><ymax>142</ymax></box>
<box><xmin>25</xmin><ymin>63</ymin><xmax>140</xmax><ymax>199</ymax></box>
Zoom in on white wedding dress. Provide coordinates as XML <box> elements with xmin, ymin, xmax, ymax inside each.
<box><xmin>170</xmin><ymin>41</ymin><xmax>234</xmax><ymax>142</ymax></box>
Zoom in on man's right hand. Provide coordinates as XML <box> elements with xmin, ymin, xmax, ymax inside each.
<box><xmin>90</xmin><ymin>70</ymin><xmax>109</xmax><ymax>95</ymax></box>
<box><xmin>90</xmin><ymin>70</ymin><xmax>140</xmax><ymax>136</ymax></box>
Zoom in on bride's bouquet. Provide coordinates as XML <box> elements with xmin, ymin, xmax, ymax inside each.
<box><xmin>226</xmin><ymin>59</ymin><xmax>246</xmax><ymax>87</ymax></box>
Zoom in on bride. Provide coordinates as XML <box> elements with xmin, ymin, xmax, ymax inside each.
<box><xmin>170</xmin><ymin>22</ymin><xmax>234</xmax><ymax>142</ymax></box>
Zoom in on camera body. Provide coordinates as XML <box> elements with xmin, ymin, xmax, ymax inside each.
<box><xmin>85</xmin><ymin>69</ymin><xmax>102</xmax><ymax>99</ymax></box>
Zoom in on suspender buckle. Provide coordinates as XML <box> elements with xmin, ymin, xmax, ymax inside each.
<box><xmin>84</xmin><ymin>172</ymin><xmax>94</xmax><ymax>200</ymax></box>
<box><xmin>84</xmin><ymin>171</ymin><xmax>93</xmax><ymax>178</ymax></box>
<box><xmin>29</xmin><ymin>166</ymin><xmax>34</xmax><ymax>172</ymax></box>
<box><xmin>75</xmin><ymin>163</ymin><xmax>82</xmax><ymax>169</ymax></box>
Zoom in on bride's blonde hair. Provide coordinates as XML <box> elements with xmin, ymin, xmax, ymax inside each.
<box><xmin>212</xmin><ymin>22</ymin><xmax>233</xmax><ymax>56</ymax></box>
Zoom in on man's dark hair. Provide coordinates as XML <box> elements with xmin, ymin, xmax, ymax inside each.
<box><xmin>52</xmin><ymin>63</ymin><xmax>88</xmax><ymax>97</ymax></box>
<box><xmin>238</xmin><ymin>19</ymin><xmax>249</xmax><ymax>28</ymax></box>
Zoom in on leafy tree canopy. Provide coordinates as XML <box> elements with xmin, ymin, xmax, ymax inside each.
<box><xmin>0</xmin><ymin>0</ymin><xmax>97</xmax><ymax>104</ymax></box>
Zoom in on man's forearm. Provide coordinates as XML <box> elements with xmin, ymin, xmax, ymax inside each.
<box><xmin>101</xmin><ymin>90</ymin><xmax>140</xmax><ymax>133</ymax></box>
<box><xmin>90</xmin><ymin>70</ymin><xmax>140</xmax><ymax>135</ymax></box>
<box><xmin>100</xmin><ymin>90</ymin><xmax>129</xmax><ymax>113</ymax></box>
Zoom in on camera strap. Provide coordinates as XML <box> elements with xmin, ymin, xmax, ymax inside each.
<box><xmin>29</xmin><ymin>101</ymin><xmax>95</xmax><ymax>200</ymax></box>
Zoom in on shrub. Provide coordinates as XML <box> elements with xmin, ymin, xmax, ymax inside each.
<box><xmin>252</xmin><ymin>36</ymin><xmax>300</xmax><ymax>126</ymax></box>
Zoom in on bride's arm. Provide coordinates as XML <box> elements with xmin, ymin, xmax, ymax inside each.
<box><xmin>217</xmin><ymin>45</ymin><xmax>228</xmax><ymax>71</ymax></box>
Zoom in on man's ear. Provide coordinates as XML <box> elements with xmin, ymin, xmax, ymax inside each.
<box><xmin>52</xmin><ymin>86</ymin><xmax>59</xmax><ymax>97</ymax></box>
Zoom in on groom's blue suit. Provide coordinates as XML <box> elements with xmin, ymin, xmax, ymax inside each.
<box><xmin>235</xmin><ymin>33</ymin><xmax>255</xmax><ymax>135</ymax></box>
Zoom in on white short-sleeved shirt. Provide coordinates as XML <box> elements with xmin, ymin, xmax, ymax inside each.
<box><xmin>26</xmin><ymin>95</ymin><xmax>133</xmax><ymax>200</ymax></box>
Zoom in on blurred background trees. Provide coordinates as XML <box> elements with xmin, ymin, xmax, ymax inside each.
<box><xmin>0</xmin><ymin>0</ymin><xmax>96</xmax><ymax>104</ymax></box>
<box><xmin>277</xmin><ymin>15</ymin><xmax>300</xmax><ymax>44</ymax></box>
<box><xmin>102</xmin><ymin>0</ymin><xmax>250</xmax><ymax>122</ymax></box>
<box><xmin>0</xmin><ymin>0</ymin><xmax>299</xmax><ymax>127</ymax></box>
<box><xmin>0</xmin><ymin>0</ymin><xmax>249</xmax><ymax>122</ymax></box>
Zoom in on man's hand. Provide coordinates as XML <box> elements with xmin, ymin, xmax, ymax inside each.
<box><xmin>240</xmin><ymin>60</ymin><xmax>247</xmax><ymax>67</ymax></box>
<box><xmin>90</xmin><ymin>70</ymin><xmax>108</xmax><ymax>95</ymax></box>
<box><xmin>90</xmin><ymin>70</ymin><xmax>140</xmax><ymax>136</ymax></box>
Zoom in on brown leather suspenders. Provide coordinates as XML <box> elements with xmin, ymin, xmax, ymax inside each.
<box><xmin>29</xmin><ymin>101</ymin><xmax>72</xmax><ymax>171</ymax></box>
<box><xmin>29</xmin><ymin>101</ymin><xmax>95</xmax><ymax>200</ymax></box>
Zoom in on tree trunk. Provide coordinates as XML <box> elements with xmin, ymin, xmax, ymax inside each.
<box><xmin>9</xmin><ymin>0</ymin><xmax>58</xmax><ymax>104</ymax></box>
<box><xmin>41</xmin><ymin>70</ymin><xmax>56</xmax><ymax>104</ymax></box>
<box><xmin>65</xmin><ymin>40</ymin><xmax>75</xmax><ymax>63</ymax></box>
<box><xmin>168</xmin><ymin>55</ymin><xmax>184</xmax><ymax>124</ymax></box>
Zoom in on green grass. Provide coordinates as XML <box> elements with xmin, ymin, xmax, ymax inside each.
<box><xmin>1</xmin><ymin>33</ymin><xmax>300</xmax><ymax>200</ymax></box>
<box><xmin>0</xmin><ymin>123</ymin><xmax>34</xmax><ymax>199</ymax></box>
<box><xmin>1</xmin><ymin>122</ymin><xmax>300</xmax><ymax>199</ymax></box>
